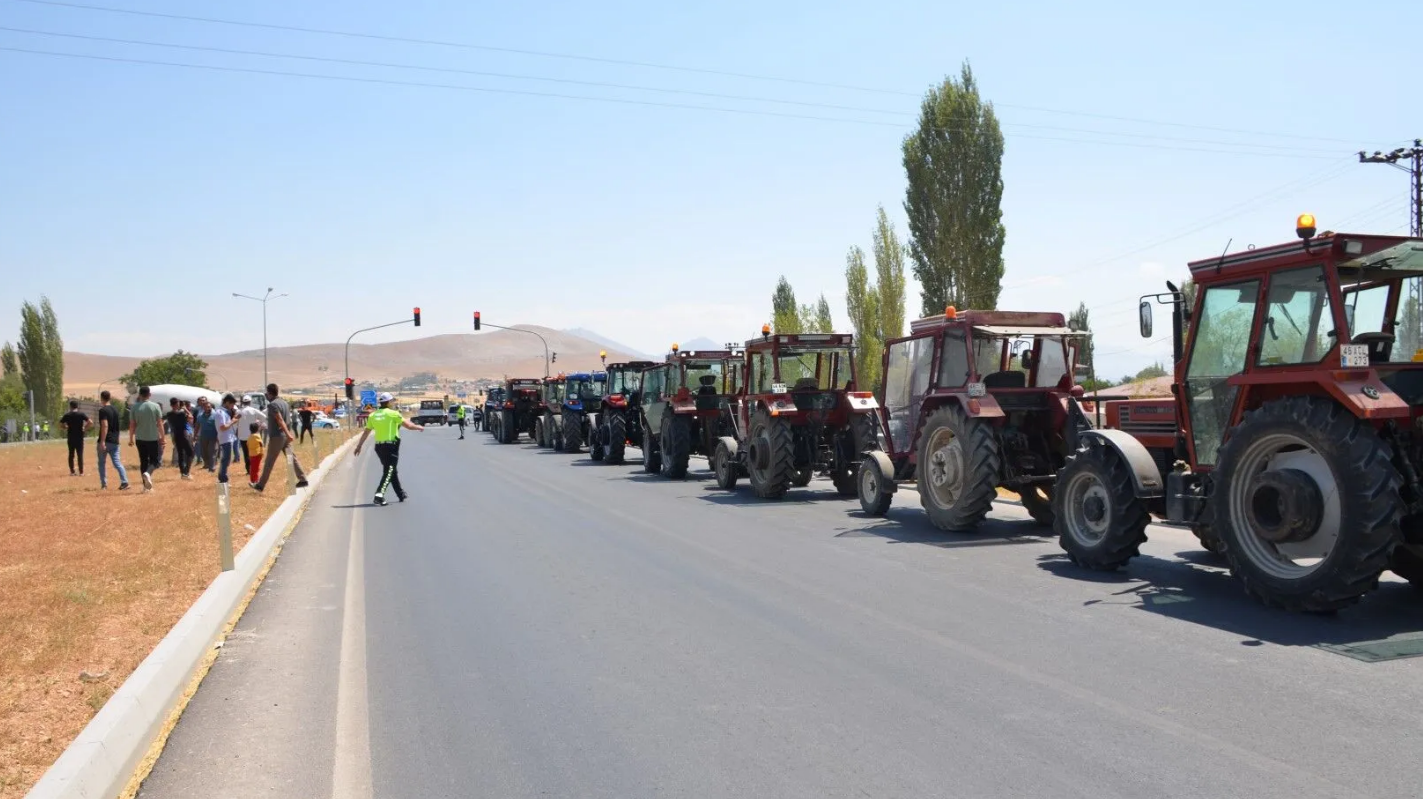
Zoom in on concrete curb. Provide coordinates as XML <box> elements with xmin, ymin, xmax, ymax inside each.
<box><xmin>25</xmin><ymin>436</ymin><xmax>358</xmax><ymax>799</ymax></box>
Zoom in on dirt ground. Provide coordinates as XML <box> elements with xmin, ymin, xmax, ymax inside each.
<box><xmin>0</xmin><ymin>429</ymin><xmax>348</xmax><ymax>797</ymax></box>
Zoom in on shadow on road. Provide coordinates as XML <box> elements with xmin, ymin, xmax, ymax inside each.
<box><xmin>836</xmin><ymin>508</ymin><xmax>1053</xmax><ymax>549</ymax></box>
<box><xmin>695</xmin><ymin>484</ymin><xmax>856</xmax><ymax>506</ymax></box>
<box><xmin>626</xmin><ymin>471</ymin><xmax>717</xmax><ymax>485</ymax></box>
<box><xmin>1036</xmin><ymin>552</ymin><xmax>1423</xmax><ymax>650</ymax></box>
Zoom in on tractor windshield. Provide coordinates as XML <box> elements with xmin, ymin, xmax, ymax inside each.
<box><xmin>608</xmin><ymin>369</ymin><xmax>640</xmax><ymax>394</ymax></box>
<box><xmin>777</xmin><ymin>347</ymin><xmax>852</xmax><ymax>391</ymax></box>
<box><xmin>567</xmin><ymin>378</ymin><xmax>605</xmax><ymax>400</ymax></box>
<box><xmin>682</xmin><ymin>361</ymin><xmax>732</xmax><ymax>393</ymax></box>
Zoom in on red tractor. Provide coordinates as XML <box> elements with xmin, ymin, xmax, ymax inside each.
<box><xmin>493</xmin><ymin>378</ymin><xmax>543</xmax><ymax>444</ymax></box>
<box><xmin>588</xmin><ymin>360</ymin><xmax>656</xmax><ymax>464</ymax></box>
<box><xmin>1055</xmin><ymin>217</ymin><xmax>1423</xmax><ymax>611</ymax></box>
<box><xmin>638</xmin><ymin>345</ymin><xmax>743</xmax><ymax>479</ymax></box>
<box><xmin>855</xmin><ymin>309</ymin><xmax>1091</xmax><ymax>530</ymax></box>
<box><xmin>711</xmin><ymin>327</ymin><xmax>879</xmax><ymax>499</ymax></box>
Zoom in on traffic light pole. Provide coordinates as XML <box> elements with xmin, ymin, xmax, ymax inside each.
<box><xmin>344</xmin><ymin>316</ymin><xmax>418</xmax><ymax>415</ymax></box>
<box><xmin>475</xmin><ymin>320</ymin><xmax>551</xmax><ymax>377</ymax></box>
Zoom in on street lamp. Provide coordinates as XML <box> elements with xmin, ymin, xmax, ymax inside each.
<box><xmin>232</xmin><ymin>288</ymin><xmax>287</xmax><ymax>388</ymax></box>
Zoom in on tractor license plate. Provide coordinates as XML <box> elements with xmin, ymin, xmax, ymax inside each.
<box><xmin>1340</xmin><ymin>344</ymin><xmax>1370</xmax><ymax>368</ymax></box>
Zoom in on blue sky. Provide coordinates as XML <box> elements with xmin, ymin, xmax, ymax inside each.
<box><xmin>0</xmin><ymin>0</ymin><xmax>1415</xmax><ymax>382</ymax></box>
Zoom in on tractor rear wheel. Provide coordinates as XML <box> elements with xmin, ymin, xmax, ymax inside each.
<box><xmin>498</xmin><ymin>410</ymin><xmax>515</xmax><ymax>444</ymax></box>
<box><xmin>552</xmin><ymin>416</ymin><xmax>565</xmax><ymax>452</ymax></box>
<box><xmin>564</xmin><ymin>415</ymin><xmax>582</xmax><ymax>453</ymax></box>
<box><xmin>660</xmin><ymin>413</ymin><xmax>690</xmax><ymax>479</ymax></box>
<box><xmin>590</xmin><ymin>419</ymin><xmax>605</xmax><ymax>461</ymax></box>
<box><xmin>1213</xmin><ymin>397</ymin><xmax>1402</xmax><ymax>613</ymax></box>
<box><xmin>1054</xmin><ymin>439</ymin><xmax>1149</xmax><ymax>570</ymax></box>
<box><xmin>916</xmin><ymin>405</ymin><xmax>1000</xmax><ymax>531</ymax></box>
<box><xmin>747</xmin><ymin>410</ymin><xmax>795</xmax><ymax>499</ymax></box>
<box><xmin>1018</xmin><ymin>484</ymin><xmax>1054</xmax><ymax>527</ymax></box>
<box><xmin>607</xmin><ymin>414</ymin><xmax>627</xmax><ymax>465</ymax></box>
<box><xmin>1390</xmin><ymin>543</ymin><xmax>1423</xmax><ymax>588</ymax></box>
<box><xmin>534</xmin><ymin>417</ymin><xmax>546</xmax><ymax>448</ymax></box>
<box><xmin>834</xmin><ymin>413</ymin><xmax>879</xmax><ymax>497</ymax></box>
<box><xmin>713</xmin><ymin>437</ymin><xmax>740</xmax><ymax>489</ymax></box>
<box><xmin>1191</xmin><ymin>523</ymin><xmax>1226</xmax><ymax>556</ymax></box>
<box><xmin>641</xmin><ymin>416</ymin><xmax>662</xmax><ymax>474</ymax></box>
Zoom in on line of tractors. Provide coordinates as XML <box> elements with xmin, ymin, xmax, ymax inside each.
<box><xmin>481</xmin><ymin>219</ymin><xmax>1423</xmax><ymax>614</ymax></box>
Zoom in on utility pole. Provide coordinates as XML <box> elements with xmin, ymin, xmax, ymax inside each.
<box><xmin>1359</xmin><ymin>139</ymin><xmax>1423</xmax><ymax>352</ymax></box>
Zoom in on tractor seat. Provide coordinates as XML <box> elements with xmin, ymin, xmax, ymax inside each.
<box><xmin>698</xmin><ymin>375</ymin><xmax>718</xmax><ymax>395</ymax></box>
<box><xmin>982</xmin><ymin>371</ymin><xmax>1026</xmax><ymax>389</ymax></box>
<box><xmin>792</xmin><ymin>377</ymin><xmax>820</xmax><ymax>391</ymax></box>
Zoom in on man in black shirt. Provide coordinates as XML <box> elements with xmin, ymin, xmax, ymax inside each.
<box><xmin>95</xmin><ymin>390</ymin><xmax>130</xmax><ymax>490</ymax></box>
<box><xmin>165</xmin><ymin>397</ymin><xmax>195</xmax><ymax>479</ymax></box>
<box><xmin>298</xmin><ymin>401</ymin><xmax>315</xmax><ymax>443</ymax></box>
<box><xmin>59</xmin><ymin>400</ymin><xmax>91</xmax><ymax>476</ymax></box>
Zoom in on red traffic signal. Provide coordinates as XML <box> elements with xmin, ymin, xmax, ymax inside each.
<box><xmin>344</xmin><ymin>377</ymin><xmax>354</xmax><ymax>400</ymax></box>
<box><xmin>413</xmin><ymin>307</ymin><xmax>421</xmax><ymax>327</ymax></box>
<box><xmin>473</xmin><ymin>311</ymin><xmax>481</xmax><ymax>331</ymax></box>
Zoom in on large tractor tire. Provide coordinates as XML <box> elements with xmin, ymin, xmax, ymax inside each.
<box><xmin>589</xmin><ymin>416</ymin><xmax>605</xmax><ymax>461</ymax></box>
<box><xmin>1018</xmin><ymin>484</ymin><xmax>1055</xmax><ymax>527</ymax></box>
<box><xmin>498</xmin><ymin>410</ymin><xmax>515</xmax><ymax>444</ymax></box>
<box><xmin>607</xmin><ymin>414</ymin><xmax>627</xmax><ymax>465</ymax></box>
<box><xmin>792</xmin><ymin>467</ymin><xmax>813</xmax><ymax>487</ymax></box>
<box><xmin>747</xmin><ymin>410</ymin><xmax>795</xmax><ymax>499</ymax></box>
<box><xmin>1212</xmin><ymin>396</ymin><xmax>1403</xmax><ymax>613</ymax></box>
<box><xmin>564</xmin><ymin>414</ymin><xmax>583</xmax><ymax>454</ymax></box>
<box><xmin>551</xmin><ymin>416</ymin><xmax>565</xmax><ymax>452</ymax></box>
<box><xmin>534</xmin><ymin>417</ymin><xmax>547</xmax><ymax>448</ymax></box>
<box><xmin>660</xmin><ymin>414</ymin><xmax>691</xmax><ymax>479</ymax></box>
<box><xmin>641</xmin><ymin>416</ymin><xmax>663</xmax><ymax>474</ymax></box>
<box><xmin>1054</xmin><ymin>439</ymin><xmax>1150</xmax><ymax>570</ymax></box>
<box><xmin>713</xmin><ymin>437</ymin><xmax>741</xmax><ymax>489</ymax></box>
<box><xmin>833</xmin><ymin>413</ymin><xmax>879</xmax><ymax>497</ymax></box>
<box><xmin>1390</xmin><ymin>543</ymin><xmax>1423</xmax><ymax>588</ymax></box>
<box><xmin>916</xmin><ymin>405</ymin><xmax>1000</xmax><ymax>531</ymax></box>
<box><xmin>1191</xmin><ymin>523</ymin><xmax>1226</xmax><ymax>556</ymax></box>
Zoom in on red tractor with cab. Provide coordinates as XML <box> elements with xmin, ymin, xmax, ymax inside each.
<box><xmin>638</xmin><ymin>345</ymin><xmax>743</xmax><ymax>479</ymax></box>
<box><xmin>1055</xmin><ymin>216</ymin><xmax>1423</xmax><ymax>611</ymax></box>
<box><xmin>711</xmin><ymin>327</ymin><xmax>879</xmax><ymax>499</ymax></box>
<box><xmin>588</xmin><ymin>360</ymin><xmax>656</xmax><ymax>464</ymax></box>
<box><xmin>856</xmin><ymin>308</ymin><xmax>1091</xmax><ymax>530</ymax></box>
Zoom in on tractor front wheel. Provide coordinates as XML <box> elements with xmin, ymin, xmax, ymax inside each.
<box><xmin>916</xmin><ymin>405</ymin><xmax>1000</xmax><ymax>531</ymax></box>
<box><xmin>607</xmin><ymin>414</ymin><xmax>627</xmax><ymax>465</ymax></box>
<box><xmin>641</xmin><ymin>416</ymin><xmax>662</xmax><ymax>474</ymax></box>
<box><xmin>835</xmin><ymin>413</ymin><xmax>879</xmax><ymax>497</ymax></box>
<box><xmin>792</xmin><ymin>467</ymin><xmax>813</xmax><ymax>487</ymax></box>
<box><xmin>564</xmin><ymin>415</ymin><xmax>582</xmax><ymax>453</ymax></box>
<box><xmin>857</xmin><ymin>452</ymin><xmax>894</xmax><ymax>517</ymax></box>
<box><xmin>1018</xmin><ymin>484</ymin><xmax>1055</xmax><ymax>527</ymax></box>
<box><xmin>747</xmin><ymin>410</ymin><xmax>795</xmax><ymax>499</ymax></box>
<box><xmin>660</xmin><ymin>414</ymin><xmax>690</xmax><ymax>479</ymax></box>
<box><xmin>713</xmin><ymin>437</ymin><xmax>741</xmax><ymax>489</ymax></box>
<box><xmin>1213</xmin><ymin>396</ymin><xmax>1403</xmax><ymax>613</ymax></box>
<box><xmin>1054</xmin><ymin>440</ymin><xmax>1149</xmax><ymax>570</ymax></box>
<box><xmin>498</xmin><ymin>410</ymin><xmax>515</xmax><ymax>444</ymax></box>
<box><xmin>534</xmin><ymin>417</ymin><xmax>546</xmax><ymax>448</ymax></box>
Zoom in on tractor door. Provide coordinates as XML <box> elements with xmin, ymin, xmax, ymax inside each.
<box><xmin>642</xmin><ymin>366</ymin><xmax>667</xmax><ymax>434</ymax></box>
<box><xmin>1182</xmin><ymin>279</ymin><xmax>1261</xmax><ymax>467</ymax></box>
<box><xmin>883</xmin><ymin>334</ymin><xmax>937</xmax><ymax>456</ymax></box>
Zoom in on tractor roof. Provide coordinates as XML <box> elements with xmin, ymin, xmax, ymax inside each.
<box><xmin>908</xmin><ymin>309</ymin><xmax>1069</xmax><ymax>336</ymax></box>
<box><xmin>606</xmin><ymin>360</ymin><xmax>655</xmax><ymax>370</ymax></box>
<box><xmin>563</xmin><ymin>372</ymin><xmax>604</xmax><ymax>380</ymax></box>
<box><xmin>507</xmin><ymin>378</ymin><xmax>541</xmax><ymax>386</ymax></box>
<box><xmin>666</xmin><ymin>349</ymin><xmax>741</xmax><ymax>363</ymax></box>
<box><xmin>743</xmin><ymin>333</ymin><xmax>853</xmax><ymax>349</ymax></box>
<box><xmin>1188</xmin><ymin>233</ymin><xmax>1423</xmax><ymax>281</ymax></box>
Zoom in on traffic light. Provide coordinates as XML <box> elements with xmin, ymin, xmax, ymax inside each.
<box><xmin>473</xmin><ymin>311</ymin><xmax>481</xmax><ymax>331</ymax></box>
<box><xmin>551</xmin><ymin>352</ymin><xmax>557</xmax><ymax>364</ymax></box>
<box><xmin>344</xmin><ymin>377</ymin><xmax>354</xmax><ymax>400</ymax></box>
<box><xmin>413</xmin><ymin>307</ymin><xmax>421</xmax><ymax>326</ymax></box>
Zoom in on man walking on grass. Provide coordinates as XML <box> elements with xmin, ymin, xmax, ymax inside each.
<box><xmin>60</xmin><ymin>400</ymin><xmax>91</xmax><ymax>476</ymax></box>
<box><xmin>253</xmin><ymin>383</ymin><xmax>309</xmax><ymax>493</ymax></box>
<box><xmin>298</xmin><ymin>401</ymin><xmax>315</xmax><ymax>443</ymax></box>
<box><xmin>354</xmin><ymin>392</ymin><xmax>423</xmax><ymax>506</ymax></box>
<box><xmin>214</xmin><ymin>394</ymin><xmax>242</xmax><ymax>484</ymax></box>
<box><xmin>96</xmin><ymin>390</ymin><xmax>129</xmax><ymax>490</ymax></box>
<box><xmin>128</xmin><ymin>386</ymin><xmax>164</xmax><ymax>492</ymax></box>
<box><xmin>165</xmin><ymin>398</ymin><xmax>194</xmax><ymax>480</ymax></box>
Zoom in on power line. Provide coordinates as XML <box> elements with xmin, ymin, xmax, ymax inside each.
<box><xmin>7</xmin><ymin>0</ymin><xmax>1371</xmax><ymax>146</ymax></box>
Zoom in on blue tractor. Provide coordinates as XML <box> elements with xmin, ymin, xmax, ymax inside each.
<box><xmin>557</xmin><ymin>371</ymin><xmax>606</xmax><ymax>454</ymax></box>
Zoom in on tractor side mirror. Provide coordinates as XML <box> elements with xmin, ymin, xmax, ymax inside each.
<box><xmin>1139</xmin><ymin>300</ymin><xmax>1153</xmax><ymax>339</ymax></box>
<box><xmin>1018</xmin><ymin>350</ymin><xmax>1034</xmax><ymax>371</ymax></box>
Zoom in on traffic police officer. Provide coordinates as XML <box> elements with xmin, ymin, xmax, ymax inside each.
<box><xmin>354</xmin><ymin>392</ymin><xmax>424</xmax><ymax>506</ymax></box>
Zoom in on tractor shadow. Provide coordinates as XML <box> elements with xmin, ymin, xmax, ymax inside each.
<box><xmin>836</xmin><ymin>508</ymin><xmax>1054</xmax><ymax>549</ymax></box>
<box><xmin>627</xmin><ymin>471</ymin><xmax>718</xmax><ymax>485</ymax></box>
<box><xmin>697</xmin><ymin>484</ymin><xmax>868</xmax><ymax>507</ymax></box>
<box><xmin>1036</xmin><ymin>552</ymin><xmax>1423</xmax><ymax>652</ymax></box>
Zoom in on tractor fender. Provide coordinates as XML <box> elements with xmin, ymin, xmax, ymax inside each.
<box><xmin>1075</xmin><ymin>428</ymin><xmax>1165</xmax><ymax>498</ymax></box>
<box><xmin>846</xmin><ymin>393</ymin><xmax>880</xmax><ymax>411</ymax></box>
<box><xmin>672</xmin><ymin>399</ymin><xmax>698</xmax><ymax>414</ymax></box>
<box><xmin>925</xmin><ymin>394</ymin><xmax>1005</xmax><ymax>420</ymax></box>
<box><xmin>864</xmin><ymin>450</ymin><xmax>898</xmax><ymax>493</ymax></box>
<box><xmin>753</xmin><ymin>397</ymin><xmax>800</xmax><ymax>418</ymax></box>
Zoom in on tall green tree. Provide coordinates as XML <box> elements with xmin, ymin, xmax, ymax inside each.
<box><xmin>120</xmin><ymin>350</ymin><xmax>209</xmax><ymax>389</ymax></box>
<box><xmin>872</xmin><ymin>206</ymin><xmax>908</xmax><ymax>341</ymax></box>
<box><xmin>813</xmin><ymin>295</ymin><xmax>834</xmax><ymax>334</ymax></box>
<box><xmin>772</xmin><ymin>276</ymin><xmax>802</xmax><ymax>334</ymax></box>
<box><xmin>1</xmin><ymin>342</ymin><xmax>16</xmax><ymax>377</ymax></box>
<box><xmin>902</xmin><ymin>62</ymin><xmax>1006</xmax><ymax>315</ymax></box>
<box><xmin>1067</xmin><ymin>301</ymin><xmax>1092</xmax><ymax>369</ymax></box>
<box><xmin>17</xmin><ymin>297</ymin><xmax>64</xmax><ymax>422</ymax></box>
<box><xmin>845</xmin><ymin>246</ymin><xmax>882</xmax><ymax>390</ymax></box>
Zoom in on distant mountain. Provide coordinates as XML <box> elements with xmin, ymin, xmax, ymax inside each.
<box><xmin>562</xmin><ymin>328</ymin><xmax>655</xmax><ymax>360</ymax></box>
<box><xmin>680</xmin><ymin>337</ymin><xmax>724</xmax><ymax>351</ymax></box>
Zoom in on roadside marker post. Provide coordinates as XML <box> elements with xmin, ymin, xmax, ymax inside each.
<box><xmin>285</xmin><ymin>446</ymin><xmax>298</xmax><ymax>496</ymax></box>
<box><xmin>215</xmin><ymin>483</ymin><xmax>235</xmax><ymax>572</ymax></box>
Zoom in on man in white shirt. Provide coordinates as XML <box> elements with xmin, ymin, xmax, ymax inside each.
<box><xmin>215</xmin><ymin>394</ymin><xmax>243</xmax><ymax>484</ymax></box>
<box><xmin>237</xmin><ymin>397</ymin><xmax>266</xmax><ymax>473</ymax></box>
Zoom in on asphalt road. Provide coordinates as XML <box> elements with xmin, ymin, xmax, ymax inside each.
<box><xmin>137</xmin><ymin>428</ymin><xmax>1423</xmax><ymax>799</ymax></box>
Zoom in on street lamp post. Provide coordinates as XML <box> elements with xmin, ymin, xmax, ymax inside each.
<box><xmin>232</xmin><ymin>288</ymin><xmax>288</xmax><ymax>388</ymax></box>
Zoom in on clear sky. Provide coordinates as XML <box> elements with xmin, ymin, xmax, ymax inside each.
<box><xmin>1</xmin><ymin>0</ymin><xmax>1415</xmax><ymax>383</ymax></box>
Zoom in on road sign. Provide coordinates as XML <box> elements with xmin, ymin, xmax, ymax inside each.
<box><xmin>456</xmin><ymin>392</ymin><xmax>467</xmax><ymax>399</ymax></box>
<box><xmin>359</xmin><ymin>389</ymin><xmax>377</xmax><ymax>407</ymax></box>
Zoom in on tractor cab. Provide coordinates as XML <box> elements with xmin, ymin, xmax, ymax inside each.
<box><xmin>563</xmin><ymin>372</ymin><xmax>606</xmax><ymax>409</ymax></box>
<box><xmin>588</xmin><ymin>361</ymin><xmax>656</xmax><ymax>465</ymax></box>
<box><xmin>555</xmin><ymin>371</ymin><xmax>606</xmax><ymax>453</ymax></box>
<box><xmin>636</xmin><ymin>346</ymin><xmax>743</xmax><ymax>479</ymax></box>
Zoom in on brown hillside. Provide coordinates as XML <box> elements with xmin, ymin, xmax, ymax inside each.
<box><xmin>63</xmin><ymin>326</ymin><xmax>633</xmax><ymax>395</ymax></box>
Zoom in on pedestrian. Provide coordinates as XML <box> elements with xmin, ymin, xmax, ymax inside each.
<box><xmin>59</xmin><ymin>400</ymin><xmax>91</xmax><ymax>476</ymax></box>
<box><xmin>237</xmin><ymin>396</ymin><xmax>265</xmax><ymax>472</ymax></box>
<box><xmin>353</xmin><ymin>392</ymin><xmax>423</xmax><ymax>505</ymax></box>
<box><xmin>165</xmin><ymin>398</ymin><xmax>195</xmax><ymax>479</ymax></box>
<box><xmin>196</xmin><ymin>397</ymin><xmax>218</xmax><ymax>472</ymax></box>
<box><xmin>128</xmin><ymin>386</ymin><xmax>164</xmax><ymax>492</ymax></box>
<box><xmin>298</xmin><ymin>401</ymin><xmax>314</xmax><ymax>443</ymax></box>
<box><xmin>214</xmin><ymin>394</ymin><xmax>242</xmax><ymax>484</ymax></box>
<box><xmin>96</xmin><ymin>390</ymin><xmax>129</xmax><ymax>490</ymax></box>
<box><xmin>246</xmin><ymin>422</ymin><xmax>264</xmax><ymax>485</ymax></box>
<box><xmin>22</xmin><ymin>421</ymin><xmax>30</xmax><ymax>441</ymax></box>
<box><xmin>456</xmin><ymin>403</ymin><xmax>467</xmax><ymax>439</ymax></box>
<box><xmin>252</xmin><ymin>383</ymin><xmax>309</xmax><ymax>492</ymax></box>
<box><xmin>41</xmin><ymin>420</ymin><xmax>50</xmax><ymax>439</ymax></box>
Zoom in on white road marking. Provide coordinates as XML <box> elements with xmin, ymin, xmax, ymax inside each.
<box><xmin>331</xmin><ymin>472</ymin><xmax>372</xmax><ymax>799</ymax></box>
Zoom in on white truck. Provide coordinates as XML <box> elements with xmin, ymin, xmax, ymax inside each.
<box><xmin>414</xmin><ymin>399</ymin><xmax>446</xmax><ymax>425</ymax></box>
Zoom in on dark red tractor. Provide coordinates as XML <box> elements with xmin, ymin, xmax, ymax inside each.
<box><xmin>588</xmin><ymin>360</ymin><xmax>655</xmax><ymax>464</ymax></box>
<box><xmin>1054</xmin><ymin>216</ymin><xmax>1423</xmax><ymax>611</ymax></box>
<box><xmin>638</xmin><ymin>345</ymin><xmax>742</xmax><ymax>479</ymax></box>
<box><xmin>711</xmin><ymin>327</ymin><xmax>879</xmax><ymax>499</ymax></box>
<box><xmin>855</xmin><ymin>308</ymin><xmax>1090</xmax><ymax>530</ymax></box>
<box><xmin>494</xmin><ymin>378</ymin><xmax>543</xmax><ymax>444</ymax></box>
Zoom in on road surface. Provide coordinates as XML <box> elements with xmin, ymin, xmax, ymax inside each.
<box><xmin>137</xmin><ymin>431</ymin><xmax>1423</xmax><ymax>799</ymax></box>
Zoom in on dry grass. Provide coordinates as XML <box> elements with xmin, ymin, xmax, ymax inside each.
<box><xmin>0</xmin><ymin>428</ymin><xmax>348</xmax><ymax>798</ymax></box>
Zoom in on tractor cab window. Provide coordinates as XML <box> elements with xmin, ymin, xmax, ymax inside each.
<box><xmin>749</xmin><ymin>352</ymin><xmax>773</xmax><ymax>394</ymax></box>
<box><xmin>683</xmin><ymin>361</ymin><xmax>725</xmax><ymax>393</ymax></box>
<box><xmin>937</xmin><ymin>329</ymin><xmax>969</xmax><ymax>388</ymax></box>
<box><xmin>972</xmin><ymin>335</ymin><xmax>1006</xmax><ymax>380</ymax></box>
<box><xmin>567</xmin><ymin>378</ymin><xmax>603</xmax><ymax>400</ymax></box>
<box><xmin>641</xmin><ymin>368</ymin><xmax>665</xmax><ymax>402</ymax></box>
<box><xmin>777</xmin><ymin>347</ymin><xmax>851</xmax><ymax>390</ymax></box>
<box><xmin>883</xmin><ymin>337</ymin><xmax>933</xmax><ymax>453</ymax></box>
<box><xmin>1257</xmin><ymin>265</ymin><xmax>1334</xmax><ymax>367</ymax></box>
<box><xmin>1032</xmin><ymin>336</ymin><xmax>1069</xmax><ymax>388</ymax></box>
<box><xmin>1185</xmin><ymin>279</ymin><xmax>1260</xmax><ymax>466</ymax></box>
<box><xmin>610</xmin><ymin>369</ymin><xmax>641</xmax><ymax>395</ymax></box>
<box><xmin>1343</xmin><ymin>283</ymin><xmax>1391</xmax><ymax>339</ymax></box>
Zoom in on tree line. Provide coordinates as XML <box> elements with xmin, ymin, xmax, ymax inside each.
<box><xmin>1</xmin><ymin>297</ymin><xmax>65</xmax><ymax>428</ymax></box>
